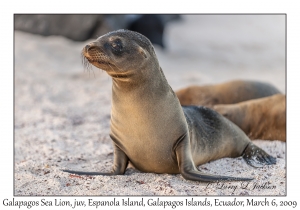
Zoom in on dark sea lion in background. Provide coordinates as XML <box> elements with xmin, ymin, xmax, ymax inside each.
<box><xmin>62</xmin><ymin>29</ymin><xmax>276</xmax><ymax>182</ymax></box>
<box><xmin>176</xmin><ymin>80</ymin><xmax>281</xmax><ymax>108</ymax></box>
<box><xmin>214</xmin><ymin>94</ymin><xmax>286</xmax><ymax>141</ymax></box>
<box><xmin>127</xmin><ymin>14</ymin><xmax>165</xmax><ymax>48</ymax></box>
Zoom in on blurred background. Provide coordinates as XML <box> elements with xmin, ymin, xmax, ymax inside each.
<box><xmin>14</xmin><ymin>15</ymin><xmax>286</xmax><ymax>195</ymax></box>
<box><xmin>15</xmin><ymin>14</ymin><xmax>285</xmax><ymax>91</ymax></box>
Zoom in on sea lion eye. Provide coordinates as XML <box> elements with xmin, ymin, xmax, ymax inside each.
<box><xmin>111</xmin><ymin>39</ymin><xmax>123</xmax><ymax>54</ymax></box>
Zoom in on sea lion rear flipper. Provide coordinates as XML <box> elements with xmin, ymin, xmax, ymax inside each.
<box><xmin>62</xmin><ymin>144</ymin><xmax>129</xmax><ymax>176</ymax></box>
<box><xmin>175</xmin><ymin>136</ymin><xmax>253</xmax><ymax>182</ymax></box>
<box><xmin>242</xmin><ymin>143</ymin><xmax>276</xmax><ymax>168</ymax></box>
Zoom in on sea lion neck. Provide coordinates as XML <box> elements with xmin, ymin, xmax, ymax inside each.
<box><xmin>111</xmin><ymin>64</ymin><xmax>170</xmax><ymax>94</ymax></box>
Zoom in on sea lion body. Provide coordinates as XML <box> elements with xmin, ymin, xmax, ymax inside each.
<box><xmin>176</xmin><ymin>80</ymin><xmax>281</xmax><ymax>108</ymax></box>
<box><xmin>63</xmin><ymin>29</ymin><xmax>276</xmax><ymax>181</ymax></box>
<box><xmin>110</xmin><ymin>71</ymin><xmax>186</xmax><ymax>173</ymax></box>
<box><xmin>184</xmin><ymin>106</ymin><xmax>249</xmax><ymax>165</ymax></box>
<box><xmin>214</xmin><ymin>94</ymin><xmax>286</xmax><ymax>141</ymax></box>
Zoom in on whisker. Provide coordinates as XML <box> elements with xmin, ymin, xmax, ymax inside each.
<box><xmin>81</xmin><ymin>51</ymin><xmax>93</xmax><ymax>74</ymax></box>
<box><xmin>91</xmin><ymin>68</ymin><xmax>95</xmax><ymax>78</ymax></box>
<box><xmin>81</xmin><ymin>48</ymin><xmax>119</xmax><ymax>79</ymax></box>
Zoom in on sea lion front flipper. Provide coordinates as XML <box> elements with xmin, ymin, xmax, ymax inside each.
<box><xmin>175</xmin><ymin>135</ymin><xmax>253</xmax><ymax>182</ymax></box>
<box><xmin>62</xmin><ymin>144</ymin><xmax>129</xmax><ymax>176</ymax></box>
<box><xmin>242</xmin><ymin>143</ymin><xmax>276</xmax><ymax>168</ymax></box>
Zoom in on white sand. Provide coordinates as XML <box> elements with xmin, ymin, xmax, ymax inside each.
<box><xmin>14</xmin><ymin>15</ymin><xmax>286</xmax><ymax>196</ymax></box>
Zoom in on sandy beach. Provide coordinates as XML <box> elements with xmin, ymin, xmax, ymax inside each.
<box><xmin>14</xmin><ymin>15</ymin><xmax>286</xmax><ymax>196</ymax></box>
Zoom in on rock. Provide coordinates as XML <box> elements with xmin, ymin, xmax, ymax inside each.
<box><xmin>14</xmin><ymin>14</ymin><xmax>181</xmax><ymax>48</ymax></box>
<box><xmin>14</xmin><ymin>14</ymin><xmax>105</xmax><ymax>41</ymax></box>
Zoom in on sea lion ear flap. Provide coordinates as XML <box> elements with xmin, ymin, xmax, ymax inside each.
<box><xmin>138</xmin><ymin>46</ymin><xmax>148</xmax><ymax>59</ymax></box>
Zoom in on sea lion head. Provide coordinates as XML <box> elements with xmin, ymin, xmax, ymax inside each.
<box><xmin>82</xmin><ymin>29</ymin><xmax>159</xmax><ymax>79</ymax></box>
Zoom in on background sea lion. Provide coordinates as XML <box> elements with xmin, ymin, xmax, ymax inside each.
<box><xmin>176</xmin><ymin>80</ymin><xmax>281</xmax><ymax>108</ymax></box>
<box><xmin>63</xmin><ymin>29</ymin><xmax>276</xmax><ymax>182</ymax></box>
<box><xmin>214</xmin><ymin>94</ymin><xmax>286</xmax><ymax>141</ymax></box>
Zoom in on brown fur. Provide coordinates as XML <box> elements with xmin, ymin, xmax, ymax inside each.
<box><xmin>176</xmin><ymin>80</ymin><xmax>281</xmax><ymax>108</ymax></box>
<box><xmin>213</xmin><ymin>94</ymin><xmax>286</xmax><ymax>141</ymax></box>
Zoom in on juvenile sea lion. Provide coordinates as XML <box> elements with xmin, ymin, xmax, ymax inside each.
<box><xmin>214</xmin><ymin>94</ymin><xmax>286</xmax><ymax>141</ymax></box>
<box><xmin>176</xmin><ymin>80</ymin><xmax>281</xmax><ymax>108</ymax></box>
<box><xmin>63</xmin><ymin>29</ymin><xmax>276</xmax><ymax>181</ymax></box>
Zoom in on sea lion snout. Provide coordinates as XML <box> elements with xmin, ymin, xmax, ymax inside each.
<box><xmin>84</xmin><ymin>44</ymin><xmax>90</xmax><ymax>53</ymax></box>
<box><xmin>82</xmin><ymin>41</ymin><xmax>113</xmax><ymax>69</ymax></box>
<box><xmin>83</xmin><ymin>42</ymin><xmax>99</xmax><ymax>54</ymax></box>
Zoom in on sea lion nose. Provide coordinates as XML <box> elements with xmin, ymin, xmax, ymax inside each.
<box><xmin>85</xmin><ymin>44</ymin><xmax>90</xmax><ymax>52</ymax></box>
